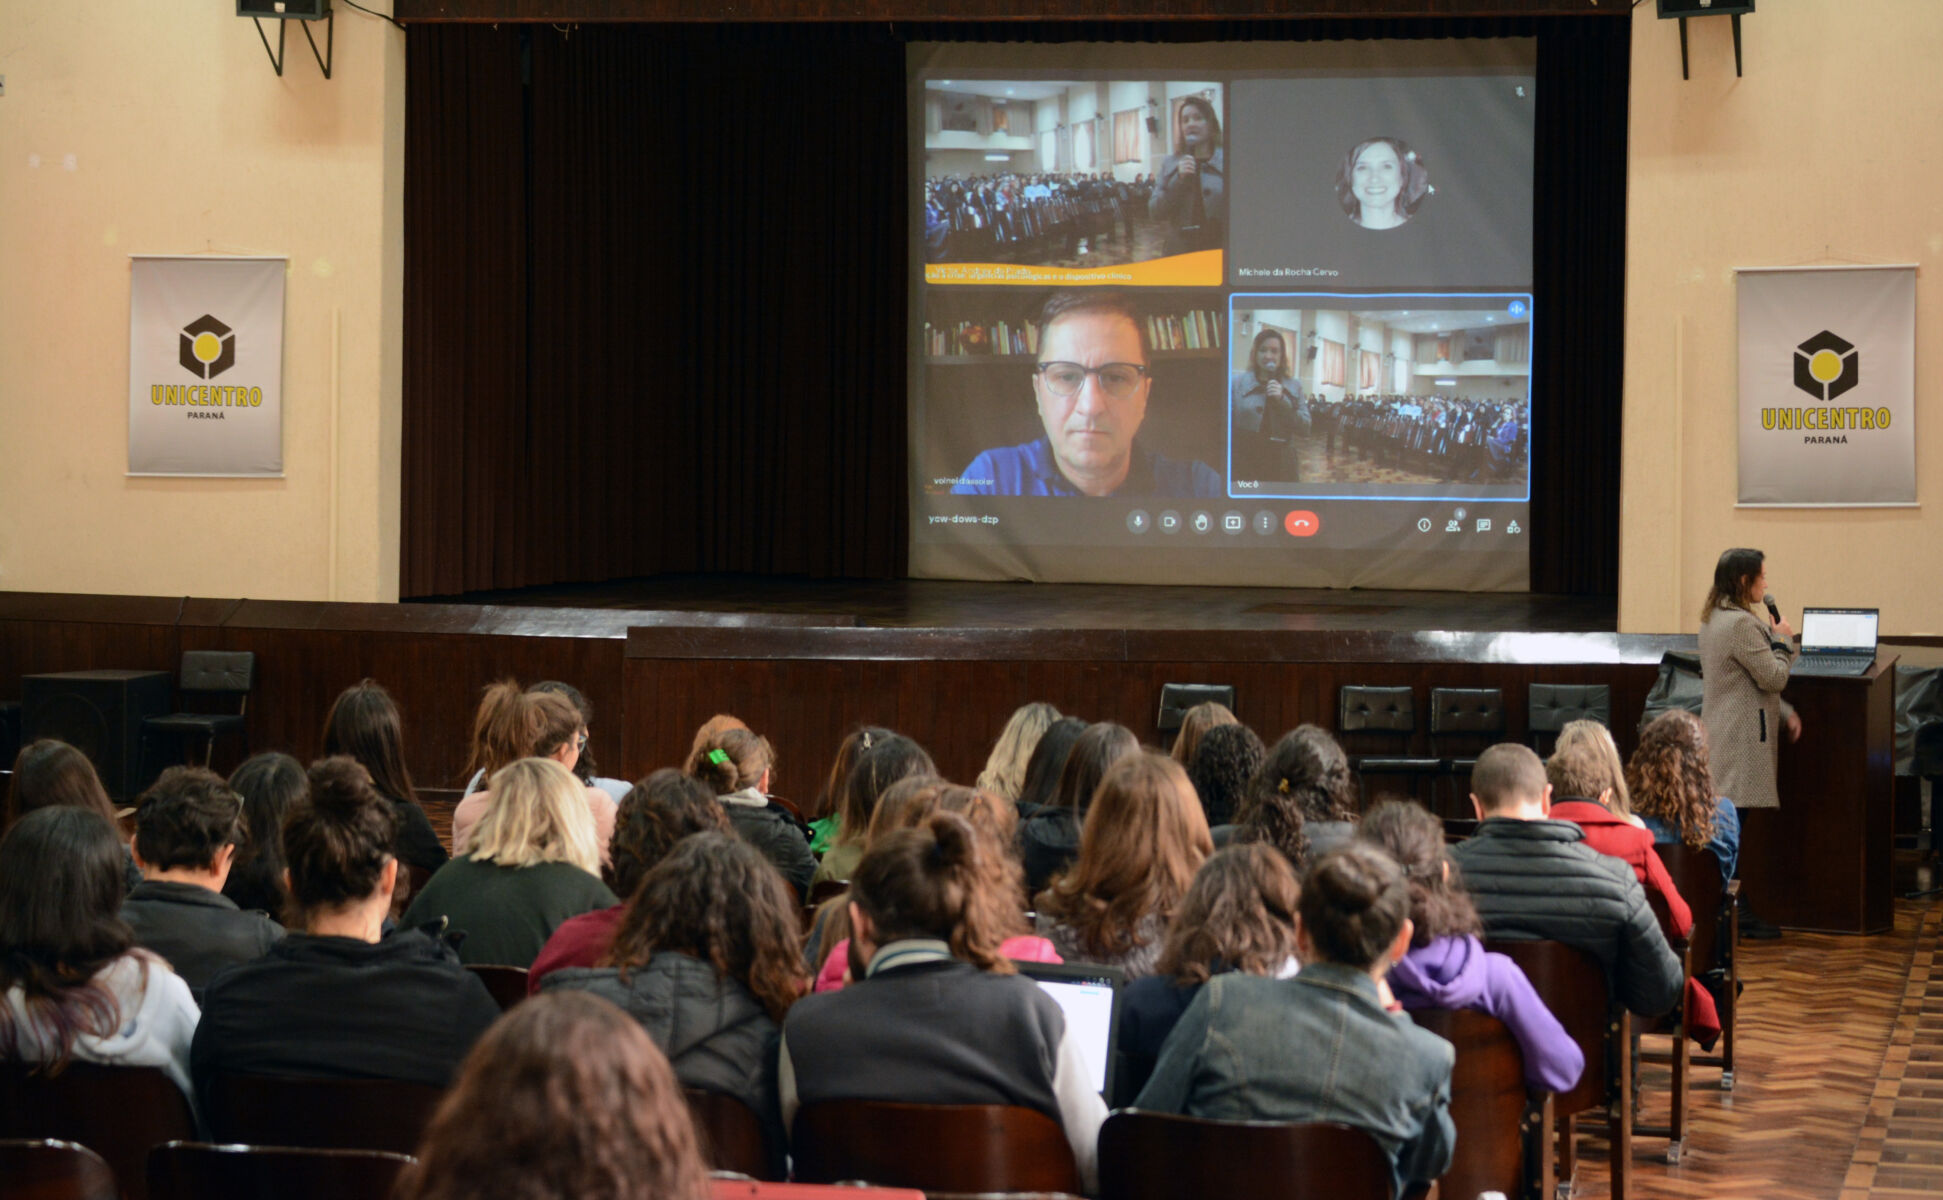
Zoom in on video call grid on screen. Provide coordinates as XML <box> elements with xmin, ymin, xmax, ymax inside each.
<box><xmin>907</xmin><ymin>39</ymin><xmax>1536</xmax><ymax>591</ymax></box>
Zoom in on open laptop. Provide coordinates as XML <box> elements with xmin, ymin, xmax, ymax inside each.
<box><xmin>1791</xmin><ymin>607</ymin><xmax>1879</xmax><ymax>676</ymax></box>
<box><xmin>1015</xmin><ymin>960</ymin><xmax>1125</xmax><ymax>1102</ymax></box>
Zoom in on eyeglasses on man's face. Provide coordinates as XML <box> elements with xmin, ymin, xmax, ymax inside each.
<box><xmin>1034</xmin><ymin>361</ymin><xmax>1149</xmax><ymax>399</ymax></box>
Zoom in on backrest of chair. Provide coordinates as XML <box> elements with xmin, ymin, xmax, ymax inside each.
<box><xmin>1483</xmin><ymin>940</ymin><xmax>1612</xmax><ymax>1121</ymax></box>
<box><xmin>1339</xmin><ymin>686</ymin><xmax>1416</xmax><ymax>735</ymax></box>
<box><xmin>0</xmin><ymin>1138</ymin><xmax>120</xmax><ymax>1200</ymax></box>
<box><xmin>1096</xmin><ymin>1111</ymin><xmax>1394</xmax><ymax>1200</ymax></box>
<box><xmin>207</xmin><ymin>1073</ymin><xmax>445</xmax><ymax>1156</ymax></box>
<box><xmin>708</xmin><ymin>1180</ymin><xmax>926</xmax><ymax>1200</ymax></box>
<box><xmin>147</xmin><ymin>1141</ymin><xmax>415</xmax><ymax>1200</ymax></box>
<box><xmin>178</xmin><ymin>652</ymin><xmax>254</xmax><ymax>699</ymax></box>
<box><xmin>1407</xmin><ymin>1008</ymin><xmax>1532</xmax><ymax>1200</ymax></box>
<box><xmin>792</xmin><ymin>1101</ymin><xmax>1080</xmax><ymax>1194</ymax></box>
<box><xmin>685</xmin><ymin>1088</ymin><xmax>775</xmax><ymax>1181</ymax></box>
<box><xmin>0</xmin><ymin>1062</ymin><xmax>197</xmax><ymax>1200</ymax></box>
<box><xmin>466</xmin><ymin>964</ymin><xmax>530</xmax><ymax>1012</ymax></box>
<box><xmin>1527</xmin><ymin>683</ymin><xmax>1611</xmax><ymax>735</ymax></box>
<box><xmin>1429</xmin><ymin>688</ymin><xmax>1506</xmax><ymax>737</ymax></box>
<box><xmin>1654</xmin><ymin>843</ymin><xmax>1728</xmax><ymax>972</ymax></box>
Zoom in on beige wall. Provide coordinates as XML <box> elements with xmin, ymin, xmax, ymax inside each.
<box><xmin>1621</xmin><ymin>3</ymin><xmax>1943</xmax><ymax>634</ymax></box>
<box><xmin>0</xmin><ymin>3</ymin><xmax>405</xmax><ymax>602</ymax></box>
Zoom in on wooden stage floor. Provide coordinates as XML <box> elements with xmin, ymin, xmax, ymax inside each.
<box><xmin>414</xmin><ymin>574</ymin><xmax>1620</xmax><ymax>634</ymax></box>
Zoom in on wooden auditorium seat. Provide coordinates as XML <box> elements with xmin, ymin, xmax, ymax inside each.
<box><xmin>465</xmin><ymin>964</ymin><xmax>531</xmax><ymax>1012</ymax></box>
<box><xmin>791</xmin><ymin>1101</ymin><xmax>1081</xmax><ymax>1194</ymax></box>
<box><xmin>0</xmin><ymin>1138</ymin><xmax>120</xmax><ymax>1200</ymax></box>
<box><xmin>1096</xmin><ymin>1110</ymin><xmax>1425</xmax><ymax>1200</ymax></box>
<box><xmin>1655</xmin><ymin>842</ymin><xmax>1740</xmax><ymax>1087</ymax></box>
<box><xmin>0</xmin><ymin>1063</ymin><xmax>196</xmax><ymax>1200</ymax></box>
<box><xmin>146</xmin><ymin>1142</ymin><xmax>415</xmax><ymax>1200</ymax></box>
<box><xmin>205</xmin><ymin>1073</ymin><xmax>444</xmax><ymax>1157</ymax></box>
<box><xmin>685</xmin><ymin>1087</ymin><xmax>779</xmax><ymax>1181</ymax></box>
<box><xmin>1408</xmin><ymin>1007</ymin><xmax>1556</xmax><ymax>1200</ymax></box>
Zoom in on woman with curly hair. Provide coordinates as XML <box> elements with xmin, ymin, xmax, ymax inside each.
<box><xmin>397</xmin><ymin>991</ymin><xmax>711</xmax><ymax>1200</ymax></box>
<box><xmin>1035</xmin><ymin>752</ymin><xmax>1212</xmax><ymax>977</ymax></box>
<box><xmin>527</xmin><ymin>769</ymin><xmax>730</xmax><ymax>992</ymax></box>
<box><xmin>1236</xmin><ymin>725</ymin><xmax>1358</xmax><ymax>871</ymax></box>
<box><xmin>542</xmin><ymin>832</ymin><xmax>803</xmax><ymax>1174</ymax></box>
<box><xmin>1187</xmin><ymin>722</ymin><xmax>1265</xmax><ymax>836</ymax></box>
<box><xmin>1628</xmin><ymin>709</ymin><xmax>1740</xmax><ymax>889</ymax></box>
<box><xmin>1357</xmin><ymin>801</ymin><xmax>1582</xmax><ymax>1093</ymax></box>
<box><xmin>782</xmin><ymin>813</ymin><xmax>1110</xmax><ymax>1191</ymax></box>
<box><xmin>1115</xmin><ymin>843</ymin><xmax>1299</xmax><ymax>1101</ymax></box>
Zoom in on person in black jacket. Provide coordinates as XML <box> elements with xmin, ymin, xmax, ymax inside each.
<box><xmin>121</xmin><ymin>766</ymin><xmax>283</xmax><ymax>1001</ymax></box>
<box><xmin>1447</xmin><ymin>743</ymin><xmax>1682</xmax><ymax>1020</ymax></box>
<box><xmin>689</xmin><ymin>726</ymin><xmax>816</xmax><ymax>900</ymax></box>
<box><xmin>191</xmin><ymin>757</ymin><xmax>500</xmax><ymax>1118</ymax></box>
<box><xmin>1017</xmin><ymin>722</ymin><xmax>1138</xmax><ymax>895</ymax></box>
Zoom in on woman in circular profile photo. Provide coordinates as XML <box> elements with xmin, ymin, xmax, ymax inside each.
<box><xmin>1335</xmin><ymin>137</ymin><xmax>1431</xmax><ymax>231</ymax></box>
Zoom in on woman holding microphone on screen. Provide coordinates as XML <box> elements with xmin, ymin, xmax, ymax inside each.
<box><xmin>1149</xmin><ymin>96</ymin><xmax>1224</xmax><ymax>256</ymax></box>
<box><xmin>1698</xmin><ymin>547</ymin><xmax>1799</xmax><ymax>939</ymax></box>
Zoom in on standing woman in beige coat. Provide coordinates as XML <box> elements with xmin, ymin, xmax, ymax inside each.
<box><xmin>1697</xmin><ymin>547</ymin><xmax>1799</xmax><ymax>938</ymax></box>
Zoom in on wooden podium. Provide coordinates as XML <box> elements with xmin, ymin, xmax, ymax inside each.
<box><xmin>1736</xmin><ymin>657</ymin><xmax>1897</xmax><ymax>935</ymax></box>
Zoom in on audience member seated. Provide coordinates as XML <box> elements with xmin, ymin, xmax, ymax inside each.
<box><xmin>0</xmin><ymin>807</ymin><xmax>199</xmax><ymax>1104</ymax></box>
<box><xmin>807</xmin><ymin>725</ymin><xmax>894</xmax><ymax>856</ymax></box>
<box><xmin>1013</xmin><ymin>716</ymin><xmax>1086</xmax><ymax>819</ymax></box>
<box><xmin>404</xmin><ymin>758</ymin><xmax>617</xmax><ymax>967</ymax></box>
<box><xmin>473</xmin><ymin>680</ymin><xmax>632</xmax><ymax>802</ymax></box>
<box><xmin>977</xmin><ymin>702</ymin><xmax>1064</xmax><ymax>807</ymax></box>
<box><xmin>6</xmin><ymin>739</ymin><xmax>141</xmax><ymax>892</ymax></box>
<box><xmin>1035</xmin><ymin>752</ymin><xmax>1212</xmax><ymax>977</ymax></box>
<box><xmin>1018</xmin><ymin>721</ymin><xmax>1139</xmax><ymax>894</ymax></box>
<box><xmin>1447</xmin><ymin>745</ymin><xmax>1682</xmax><ymax>1020</ymax></box>
<box><xmin>452</xmin><ymin>681</ymin><xmax>618</xmax><ymax>865</ymax></box>
<box><xmin>543</xmin><ymin>832</ymin><xmax>803</xmax><ymax>1165</ymax></box>
<box><xmin>1628</xmin><ymin>709</ymin><xmax>1741</xmax><ymax>889</ymax></box>
<box><xmin>780</xmin><ymin>812</ymin><xmax>1109</xmax><ymax>1191</ymax></box>
<box><xmin>1134</xmin><ymin>842</ymin><xmax>1456</xmax><ymax>1195</ymax></box>
<box><xmin>528</xmin><ymin>769</ymin><xmax>728</xmax><ymax>993</ymax></box>
<box><xmin>1116</xmin><ymin>843</ymin><xmax>1300</xmax><ymax>1100</ymax></box>
<box><xmin>811</xmin><ymin>777</ymin><xmax>1056</xmax><ymax>992</ymax></box>
<box><xmin>191</xmin><ymin>758</ymin><xmax>499</xmax><ymax>1100</ymax></box>
<box><xmin>812</xmin><ymin>733</ymin><xmax>935</xmax><ymax>888</ymax></box>
<box><xmin>121</xmin><ymin>766</ymin><xmax>283</xmax><ymax>1000</ymax></box>
<box><xmin>1546</xmin><ymin>720</ymin><xmax>1693</xmax><ymax>936</ymax></box>
<box><xmin>689</xmin><ymin>725</ymin><xmax>816</xmax><ymax>899</ymax></box>
<box><xmin>1235</xmin><ymin>724</ymin><xmax>1360</xmax><ymax>870</ymax></box>
<box><xmin>1168</xmin><ymin>700</ymin><xmax>1239</xmax><ymax>769</ymax></box>
<box><xmin>1189</xmin><ymin>722</ymin><xmax>1266</xmax><ymax>837</ymax></box>
<box><xmin>223</xmin><ymin>752</ymin><xmax>306</xmax><ymax>917</ymax></box>
<box><xmin>395</xmin><ymin>991</ymin><xmax>712</xmax><ymax>1200</ymax></box>
<box><xmin>1357</xmin><ymin>800</ymin><xmax>1583</xmax><ymax>1093</ymax></box>
<box><xmin>322</xmin><ymin>680</ymin><xmax>449</xmax><ymax>878</ymax></box>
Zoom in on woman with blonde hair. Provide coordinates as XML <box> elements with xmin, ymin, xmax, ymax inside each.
<box><xmin>451</xmin><ymin>680</ymin><xmax>616</xmax><ymax>865</ymax></box>
<box><xmin>1035</xmin><ymin>752</ymin><xmax>1213</xmax><ymax>977</ymax></box>
<box><xmin>404</xmin><ymin>758</ymin><xmax>616</xmax><ymax>966</ymax></box>
<box><xmin>1549</xmin><ymin>719</ymin><xmax>1636</xmax><ymax>820</ymax></box>
<box><xmin>977</xmin><ymin>702</ymin><xmax>1063</xmax><ymax>803</ymax></box>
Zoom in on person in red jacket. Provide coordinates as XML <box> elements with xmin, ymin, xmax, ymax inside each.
<box><xmin>1546</xmin><ymin>721</ymin><xmax>1719</xmax><ymax>1048</ymax></box>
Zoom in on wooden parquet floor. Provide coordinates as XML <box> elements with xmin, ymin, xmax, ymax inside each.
<box><xmin>1559</xmin><ymin>898</ymin><xmax>1938</xmax><ymax>1200</ymax></box>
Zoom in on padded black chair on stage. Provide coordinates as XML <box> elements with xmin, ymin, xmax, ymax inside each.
<box><xmin>0</xmin><ymin>1063</ymin><xmax>196</xmax><ymax>1200</ymax></box>
<box><xmin>1527</xmin><ymin>683</ymin><xmax>1611</xmax><ymax>757</ymax></box>
<box><xmin>146</xmin><ymin>1142</ymin><xmax>415</xmax><ymax>1200</ymax></box>
<box><xmin>1097</xmin><ymin>1110</ymin><xmax>1425</xmax><ymax>1200</ymax></box>
<box><xmin>0</xmin><ymin>1138</ymin><xmax>120</xmax><ymax>1200</ymax></box>
<box><xmin>1430</xmin><ymin>686</ymin><xmax>1506</xmax><ymax>815</ymax></box>
<box><xmin>1408</xmin><ymin>1007</ymin><xmax>1555</xmax><ymax>1200</ymax></box>
<box><xmin>1338</xmin><ymin>686</ymin><xmax>1441</xmax><ymax>802</ymax></box>
<box><xmin>1486</xmin><ymin>939</ymin><xmax>1632</xmax><ymax>1200</ymax></box>
<box><xmin>791</xmin><ymin>1101</ymin><xmax>1081</xmax><ymax>1194</ymax></box>
<box><xmin>466</xmin><ymin>964</ymin><xmax>530</xmax><ymax>1012</ymax></box>
<box><xmin>685</xmin><ymin>1088</ymin><xmax>777</xmax><ymax>1181</ymax></box>
<box><xmin>139</xmin><ymin>651</ymin><xmax>255</xmax><ymax>775</ymax></box>
<box><xmin>205</xmin><ymin>1073</ymin><xmax>444</xmax><ymax>1156</ymax></box>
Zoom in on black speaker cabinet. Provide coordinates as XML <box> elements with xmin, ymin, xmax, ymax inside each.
<box><xmin>21</xmin><ymin>670</ymin><xmax>172</xmax><ymax>801</ymax></box>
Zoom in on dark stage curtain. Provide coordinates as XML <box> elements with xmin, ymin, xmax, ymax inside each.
<box><xmin>402</xmin><ymin>17</ymin><xmax>1627</xmax><ymax>598</ymax></box>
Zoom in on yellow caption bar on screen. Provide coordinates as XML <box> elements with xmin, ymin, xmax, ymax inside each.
<box><xmin>924</xmin><ymin>251</ymin><xmax>1222</xmax><ymax>288</ymax></box>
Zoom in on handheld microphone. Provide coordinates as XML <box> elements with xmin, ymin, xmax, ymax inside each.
<box><xmin>1764</xmin><ymin>593</ymin><xmax>1782</xmax><ymax>626</ymax></box>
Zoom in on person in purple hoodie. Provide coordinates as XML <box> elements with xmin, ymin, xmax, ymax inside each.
<box><xmin>1358</xmin><ymin>800</ymin><xmax>1583</xmax><ymax>1094</ymax></box>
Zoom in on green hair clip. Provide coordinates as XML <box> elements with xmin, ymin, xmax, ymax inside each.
<box><xmin>707</xmin><ymin>748</ymin><xmax>730</xmax><ymax>766</ymax></box>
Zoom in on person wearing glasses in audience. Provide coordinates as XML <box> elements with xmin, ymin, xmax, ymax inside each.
<box><xmin>952</xmin><ymin>291</ymin><xmax>1222</xmax><ymax>498</ymax></box>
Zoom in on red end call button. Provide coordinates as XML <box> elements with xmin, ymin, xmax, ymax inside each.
<box><xmin>1283</xmin><ymin>510</ymin><xmax>1321</xmax><ymax>537</ymax></box>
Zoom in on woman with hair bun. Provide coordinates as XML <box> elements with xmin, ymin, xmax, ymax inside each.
<box><xmin>689</xmin><ymin>724</ymin><xmax>816</xmax><ymax>899</ymax></box>
<box><xmin>1237</xmin><ymin>725</ymin><xmax>1359</xmax><ymax>870</ymax></box>
<box><xmin>191</xmin><ymin>757</ymin><xmax>499</xmax><ymax>1111</ymax></box>
<box><xmin>397</xmin><ymin>990</ymin><xmax>711</xmax><ymax>1200</ymax></box>
<box><xmin>452</xmin><ymin>680</ymin><xmax>617</xmax><ymax>865</ymax></box>
<box><xmin>781</xmin><ymin>812</ymin><xmax>1109</xmax><ymax>1191</ymax></box>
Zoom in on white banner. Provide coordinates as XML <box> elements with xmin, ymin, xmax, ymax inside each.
<box><xmin>1736</xmin><ymin>265</ymin><xmax>1915</xmax><ymax>506</ymax></box>
<box><xmin>128</xmin><ymin>256</ymin><xmax>285</xmax><ymax>477</ymax></box>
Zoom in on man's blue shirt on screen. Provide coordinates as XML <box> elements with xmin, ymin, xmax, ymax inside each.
<box><xmin>952</xmin><ymin>437</ymin><xmax>1224</xmax><ymax>498</ymax></box>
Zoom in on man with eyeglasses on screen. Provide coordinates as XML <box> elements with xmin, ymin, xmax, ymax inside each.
<box><xmin>952</xmin><ymin>290</ymin><xmax>1224</xmax><ymax>498</ymax></box>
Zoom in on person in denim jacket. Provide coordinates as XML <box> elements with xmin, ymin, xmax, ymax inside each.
<box><xmin>1134</xmin><ymin>841</ymin><xmax>1456</xmax><ymax>1193</ymax></box>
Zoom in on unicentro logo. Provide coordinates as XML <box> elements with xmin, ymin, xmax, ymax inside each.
<box><xmin>180</xmin><ymin>315</ymin><xmax>236</xmax><ymax>379</ymax></box>
<box><xmin>1793</xmin><ymin>330</ymin><xmax>1857</xmax><ymax>402</ymax></box>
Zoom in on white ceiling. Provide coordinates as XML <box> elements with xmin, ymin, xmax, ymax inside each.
<box><xmin>1351</xmin><ymin>310</ymin><xmax>1529</xmax><ymax>335</ymax></box>
<box><xmin>926</xmin><ymin>80</ymin><xmax>1082</xmax><ymax>102</ymax></box>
